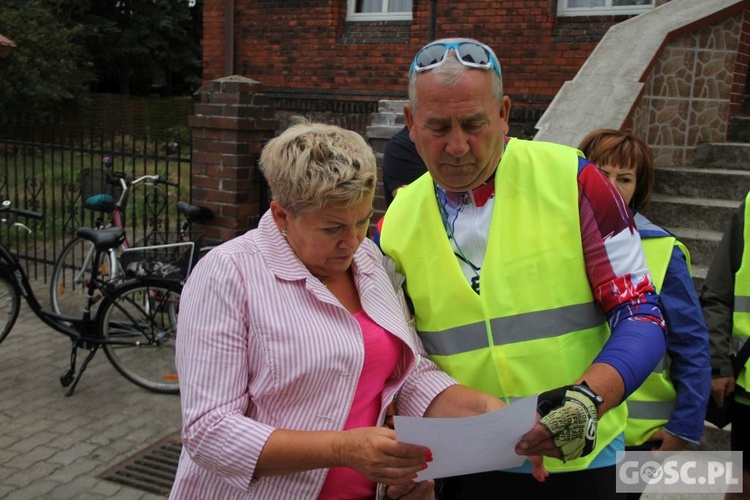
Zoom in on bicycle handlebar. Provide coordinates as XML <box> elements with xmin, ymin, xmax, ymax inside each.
<box><xmin>102</xmin><ymin>159</ymin><xmax>179</xmax><ymax>189</ymax></box>
<box><xmin>0</xmin><ymin>201</ymin><xmax>44</xmax><ymax>221</ymax></box>
<box><xmin>130</xmin><ymin>175</ymin><xmax>179</xmax><ymax>188</ymax></box>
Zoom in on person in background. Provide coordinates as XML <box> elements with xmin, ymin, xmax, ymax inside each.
<box><xmin>170</xmin><ymin>119</ymin><xmax>544</xmax><ymax>500</ymax></box>
<box><xmin>700</xmin><ymin>192</ymin><xmax>750</xmax><ymax>499</ymax></box>
<box><xmin>376</xmin><ymin>37</ymin><xmax>666</xmax><ymax>499</ymax></box>
<box><xmin>382</xmin><ymin>125</ymin><xmax>428</xmax><ymax>207</ymax></box>
<box><xmin>578</xmin><ymin>129</ymin><xmax>710</xmax><ymax>464</ymax></box>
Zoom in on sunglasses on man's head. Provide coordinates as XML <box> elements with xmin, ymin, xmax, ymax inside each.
<box><xmin>409</xmin><ymin>41</ymin><xmax>502</xmax><ymax>80</ymax></box>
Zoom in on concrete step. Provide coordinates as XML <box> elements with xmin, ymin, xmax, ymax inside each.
<box><xmin>691</xmin><ymin>264</ymin><xmax>707</xmax><ymax>293</ymax></box>
<box><xmin>637</xmin><ymin>225</ymin><xmax>716</xmax><ymax>292</ymax></box>
<box><xmin>649</xmin><ymin>115</ymin><xmax>750</xmax><ymax>295</ymax></box>
<box><xmin>654</xmin><ymin>166</ymin><xmax>750</xmax><ymax>201</ymax></box>
<box><xmin>661</xmin><ymin>226</ymin><xmax>723</xmax><ymax>268</ymax></box>
<box><xmin>693</xmin><ymin>142</ymin><xmax>750</xmax><ymax>169</ymax></box>
<box><xmin>729</xmin><ymin>115</ymin><xmax>750</xmax><ymax>142</ymax></box>
<box><xmin>648</xmin><ymin>194</ymin><xmax>740</xmax><ymax>234</ymax></box>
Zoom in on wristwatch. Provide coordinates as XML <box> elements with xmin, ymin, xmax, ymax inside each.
<box><xmin>575</xmin><ymin>381</ymin><xmax>604</xmax><ymax>407</ymax></box>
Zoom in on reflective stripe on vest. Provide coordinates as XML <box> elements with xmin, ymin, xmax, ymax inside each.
<box><xmin>624</xmin><ymin>215</ymin><xmax>687</xmax><ymax>446</ymax></box>
<box><xmin>421</xmin><ymin>301</ymin><xmax>604</xmax><ymax>355</ymax></box>
<box><xmin>380</xmin><ymin>138</ymin><xmax>627</xmax><ymax>472</ymax></box>
<box><xmin>732</xmin><ymin>194</ymin><xmax>750</xmax><ymax>392</ymax></box>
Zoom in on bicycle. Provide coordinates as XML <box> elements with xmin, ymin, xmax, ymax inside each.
<box><xmin>176</xmin><ymin>200</ymin><xmax>215</xmax><ymax>258</ymax></box>
<box><xmin>50</xmin><ymin>156</ymin><xmax>181</xmax><ymax>317</ymax></box>
<box><xmin>0</xmin><ymin>201</ymin><xmax>185</xmax><ymax>396</ymax></box>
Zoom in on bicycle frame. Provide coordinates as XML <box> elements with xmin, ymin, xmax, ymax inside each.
<box><xmin>102</xmin><ymin>166</ymin><xmax>178</xmax><ymax>274</ymax></box>
<box><xmin>4</xmin><ymin>202</ymin><xmax>183</xmax><ymax>396</ymax></box>
<box><xmin>51</xmin><ymin>164</ymin><xmax>180</xmax><ymax>316</ymax></box>
<box><xmin>0</xmin><ymin>232</ymin><xmax>105</xmax><ymax>344</ymax></box>
<box><xmin>0</xmin><ymin>243</ymin><xmax>85</xmax><ymax>341</ymax></box>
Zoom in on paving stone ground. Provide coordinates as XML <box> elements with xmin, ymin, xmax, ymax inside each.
<box><xmin>0</xmin><ymin>292</ymin><xmax>182</xmax><ymax>499</ymax></box>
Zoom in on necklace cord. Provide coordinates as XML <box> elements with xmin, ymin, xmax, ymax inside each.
<box><xmin>434</xmin><ymin>183</ymin><xmax>481</xmax><ymax>279</ymax></box>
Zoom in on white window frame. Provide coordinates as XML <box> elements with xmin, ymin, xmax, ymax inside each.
<box><xmin>347</xmin><ymin>0</ymin><xmax>413</xmax><ymax>22</ymax></box>
<box><xmin>557</xmin><ymin>0</ymin><xmax>655</xmax><ymax>17</ymax></box>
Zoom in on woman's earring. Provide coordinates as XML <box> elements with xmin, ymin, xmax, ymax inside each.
<box><xmin>281</xmin><ymin>228</ymin><xmax>288</xmax><ymax>236</ymax></box>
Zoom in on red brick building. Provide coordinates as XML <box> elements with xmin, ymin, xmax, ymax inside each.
<box><xmin>192</xmin><ymin>1</ymin><xmax>664</xmax><ymax>238</ymax></box>
<box><xmin>201</xmin><ymin>0</ymin><xmax>658</xmax><ymax>135</ymax></box>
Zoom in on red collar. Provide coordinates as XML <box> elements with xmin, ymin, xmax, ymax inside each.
<box><xmin>472</xmin><ymin>177</ymin><xmax>495</xmax><ymax>207</ymax></box>
<box><xmin>439</xmin><ymin>172</ymin><xmax>496</xmax><ymax>207</ymax></box>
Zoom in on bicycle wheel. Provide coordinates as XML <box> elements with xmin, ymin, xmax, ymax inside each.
<box><xmin>0</xmin><ymin>270</ymin><xmax>20</xmax><ymax>344</ymax></box>
<box><xmin>98</xmin><ymin>279</ymin><xmax>181</xmax><ymax>394</ymax></box>
<box><xmin>50</xmin><ymin>236</ymin><xmax>118</xmax><ymax>317</ymax></box>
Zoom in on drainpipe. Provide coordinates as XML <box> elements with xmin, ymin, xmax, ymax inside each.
<box><xmin>429</xmin><ymin>0</ymin><xmax>437</xmax><ymax>41</ymax></box>
<box><xmin>225</xmin><ymin>0</ymin><xmax>235</xmax><ymax>76</ymax></box>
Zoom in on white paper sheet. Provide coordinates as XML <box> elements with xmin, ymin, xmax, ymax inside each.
<box><xmin>393</xmin><ymin>395</ymin><xmax>538</xmax><ymax>480</ymax></box>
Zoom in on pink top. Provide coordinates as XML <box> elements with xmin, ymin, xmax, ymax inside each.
<box><xmin>169</xmin><ymin>212</ymin><xmax>458</xmax><ymax>500</ymax></box>
<box><xmin>318</xmin><ymin>309</ymin><xmax>403</xmax><ymax>499</ymax></box>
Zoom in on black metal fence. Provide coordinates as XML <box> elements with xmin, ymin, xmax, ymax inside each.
<box><xmin>0</xmin><ymin>120</ymin><xmax>192</xmax><ymax>282</ymax></box>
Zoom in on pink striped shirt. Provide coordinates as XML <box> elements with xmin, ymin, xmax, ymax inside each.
<box><xmin>169</xmin><ymin>212</ymin><xmax>457</xmax><ymax>500</ymax></box>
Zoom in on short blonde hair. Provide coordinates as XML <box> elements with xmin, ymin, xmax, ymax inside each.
<box><xmin>259</xmin><ymin>118</ymin><xmax>377</xmax><ymax>214</ymax></box>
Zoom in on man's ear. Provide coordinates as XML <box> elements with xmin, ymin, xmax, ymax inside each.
<box><xmin>498</xmin><ymin>96</ymin><xmax>512</xmax><ymax>136</ymax></box>
<box><xmin>404</xmin><ymin>104</ymin><xmax>415</xmax><ymax>138</ymax></box>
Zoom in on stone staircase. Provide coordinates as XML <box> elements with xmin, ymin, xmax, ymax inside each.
<box><xmin>647</xmin><ymin>118</ymin><xmax>750</xmax><ymax>466</ymax></box>
<box><xmin>649</xmin><ymin>112</ymin><xmax>750</xmax><ymax>291</ymax></box>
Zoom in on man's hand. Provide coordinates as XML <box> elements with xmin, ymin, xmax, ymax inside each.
<box><xmin>648</xmin><ymin>429</ymin><xmax>688</xmax><ymax>452</ymax></box>
<box><xmin>711</xmin><ymin>377</ymin><xmax>735</xmax><ymax>407</ymax></box>
<box><xmin>516</xmin><ymin>384</ymin><xmax>601</xmax><ymax>463</ymax></box>
<box><xmin>384</xmin><ymin>480</ymin><xmax>435</xmax><ymax>499</ymax></box>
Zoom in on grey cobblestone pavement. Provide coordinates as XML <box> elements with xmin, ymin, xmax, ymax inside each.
<box><xmin>0</xmin><ymin>296</ymin><xmax>182</xmax><ymax>499</ymax></box>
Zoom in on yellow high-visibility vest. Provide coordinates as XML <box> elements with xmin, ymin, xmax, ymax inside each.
<box><xmin>732</xmin><ymin>194</ymin><xmax>750</xmax><ymax>395</ymax></box>
<box><xmin>624</xmin><ymin>214</ymin><xmax>690</xmax><ymax>446</ymax></box>
<box><xmin>380</xmin><ymin>138</ymin><xmax>626</xmax><ymax>472</ymax></box>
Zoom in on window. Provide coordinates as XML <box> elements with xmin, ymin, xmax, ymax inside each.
<box><xmin>558</xmin><ymin>0</ymin><xmax>655</xmax><ymax>17</ymax></box>
<box><xmin>347</xmin><ymin>0</ymin><xmax>413</xmax><ymax>21</ymax></box>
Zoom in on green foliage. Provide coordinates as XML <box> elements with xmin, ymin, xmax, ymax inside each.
<box><xmin>0</xmin><ymin>0</ymin><xmax>95</xmax><ymax>120</ymax></box>
<box><xmin>164</xmin><ymin>125</ymin><xmax>191</xmax><ymax>144</ymax></box>
<box><xmin>0</xmin><ymin>0</ymin><xmax>202</xmax><ymax>121</ymax></box>
<box><xmin>77</xmin><ymin>0</ymin><xmax>203</xmax><ymax>96</ymax></box>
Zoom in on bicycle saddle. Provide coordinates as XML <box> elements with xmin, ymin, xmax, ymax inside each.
<box><xmin>76</xmin><ymin>227</ymin><xmax>126</xmax><ymax>252</ymax></box>
<box><xmin>177</xmin><ymin>201</ymin><xmax>213</xmax><ymax>224</ymax></box>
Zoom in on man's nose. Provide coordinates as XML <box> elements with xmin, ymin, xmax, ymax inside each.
<box><xmin>445</xmin><ymin>129</ymin><xmax>470</xmax><ymax>158</ymax></box>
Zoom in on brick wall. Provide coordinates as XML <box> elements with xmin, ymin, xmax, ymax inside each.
<box><xmin>202</xmin><ymin>0</ymin><xmax>636</xmax><ymax>128</ymax></box>
<box><xmin>202</xmin><ymin>0</ymin><xmax>227</xmax><ymax>85</ymax></box>
<box><xmin>189</xmin><ymin>76</ymin><xmax>277</xmax><ymax>242</ymax></box>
